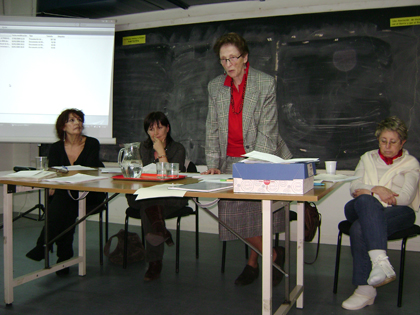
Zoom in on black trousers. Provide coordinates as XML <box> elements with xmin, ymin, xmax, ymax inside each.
<box><xmin>36</xmin><ymin>189</ymin><xmax>105</xmax><ymax>259</ymax></box>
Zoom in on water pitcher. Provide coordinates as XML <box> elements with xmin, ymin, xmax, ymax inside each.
<box><xmin>118</xmin><ymin>142</ymin><xmax>143</xmax><ymax>178</ymax></box>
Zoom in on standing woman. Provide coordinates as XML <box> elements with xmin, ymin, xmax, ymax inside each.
<box><xmin>126</xmin><ymin>111</ymin><xmax>188</xmax><ymax>281</ymax></box>
<box><xmin>26</xmin><ymin>109</ymin><xmax>105</xmax><ymax>275</ymax></box>
<box><xmin>204</xmin><ymin>33</ymin><xmax>293</xmax><ymax>286</ymax></box>
<box><xmin>342</xmin><ymin>116</ymin><xmax>420</xmax><ymax>310</ymax></box>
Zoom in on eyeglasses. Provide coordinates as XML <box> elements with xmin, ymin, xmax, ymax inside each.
<box><xmin>66</xmin><ymin>118</ymin><xmax>83</xmax><ymax>124</ymax></box>
<box><xmin>220</xmin><ymin>54</ymin><xmax>242</xmax><ymax>65</ymax></box>
<box><xmin>379</xmin><ymin>138</ymin><xmax>401</xmax><ymax>146</ymax></box>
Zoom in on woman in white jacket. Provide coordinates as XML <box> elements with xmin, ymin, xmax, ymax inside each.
<box><xmin>342</xmin><ymin>116</ymin><xmax>420</xmax><ymax>310</ymax></box>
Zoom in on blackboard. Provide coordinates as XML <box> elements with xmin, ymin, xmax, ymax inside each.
<box><xmin>103</xmin><ymin>5</ymin><xmax>420</xmax><ymax>170</ymax></box>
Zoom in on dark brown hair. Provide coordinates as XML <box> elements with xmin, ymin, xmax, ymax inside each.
<box><xmin>143</xmin><ymin>111</ymin><xmax>173</xmax><ymax>149</ymax></box>
<box><xmin>213</xmin><ymin>32</ymin><xmax>249</xmax><ymax>59</ymax></box>
<box><xmin>56</xmin><ymin>108</ymin><xmax>84</xmax><ymax>141</ymax></box>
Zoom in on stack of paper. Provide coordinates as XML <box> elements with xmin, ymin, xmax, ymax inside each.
<box><xmin>314</xmin><ymin>174</ymin><xmax>361</xmax><ymax>183</ymax></box>
<box><xmin>44</xmin><ymin>173</ymin><xmax>107</xmax><ymax>183</ymax></box>
<box><xmin>0</xmin><ymin>170</ymin><xmax>57</xmax><ymax>182</ymax></box>
<box><xmin>241</xmin><ymin>151</ymin><xmax>319</xmax><ymax>164</ymax></box>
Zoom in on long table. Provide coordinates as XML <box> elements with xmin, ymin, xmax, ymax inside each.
<box><xmin>1</xmin><ymin>170</ymin><xmax>339</xmax><ymax>314</ymax></box>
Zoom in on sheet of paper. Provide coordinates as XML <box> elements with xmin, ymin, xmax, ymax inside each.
<box><xmin>0</xmin><ymin>170</ymin><xmax>57</xmax><ymax>181</ymax></box>
<box><xmin>242</xmin><ymin>151</ymin><xmax>319</xmax><ymax>164</ymax></box>
<box><xmin>134</xmin><ymin>184</ymin><xmax>186</xmax><ymax>200</ymax></box>
<box><xmin>190</xmin><ymin>174</ymin><xmax>233</xmax><ymax>181</ymax></box>
<box><xmin>100</xmin><ymin>168</ymin><xmax>122</xmax><ymax>173</ymax></box>
<box><xmin>142</xmin><ymin>163</ymin><xmax>157</xmax><ymax>173</ymax></box>
<box><xmin>168</xmin><ymin>182</ymin><xmax>233</xmax><ymax>192</ymax></box>
<box><xmin>314</xmin><ymin>174</ymin><xmax>361</xmax><ymax>182</ymax></box>
<box><xmin>3</xmin><ymin>170</ymin><xmax>44</xmax><ymax>177</ymax></box>
<box><xmin>52</xmin><ymin>165</ymin><xmax>97</xmax><ymax>171</ymax></box>
<box><xmin>44</xmin><ymin>173</ymin><xmax>107</xmax><ymax>183</ymax></box>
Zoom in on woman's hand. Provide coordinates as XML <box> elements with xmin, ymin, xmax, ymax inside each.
<box><xmin>201</xmin><ymin>168</ymin><xmax>221</xmax><ymax>175</ymax></box>
<box><xmin>371</xmin><ymin>186</ymin><xmax>399</xmax><ymax>206</ymax></box>
<box><xmin>152</xmin><ymin>136</ymin><xmax>166</xmax><ymax>156</ymax></box>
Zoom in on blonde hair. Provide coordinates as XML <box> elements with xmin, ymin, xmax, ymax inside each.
<box><xmin>375</xmin><ymin>116</ymin><xmax>408</xmax><ymax>141</ymax></box>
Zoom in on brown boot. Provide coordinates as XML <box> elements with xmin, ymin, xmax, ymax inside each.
<box><xmin>144</xmin><ymin>260</ymin><xmax>162</xmax><ymax>281</ymax></box>
<box><xmin>144</xmin><ymin>206</ymin><xmax>174</xmax><ymax>247</ymax></box>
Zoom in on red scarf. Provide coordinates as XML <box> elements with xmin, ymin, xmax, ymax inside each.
<box><xmin>378</xmin><ymin>149</ymin><xmax>403</xmax><ymax>165</ymax></box>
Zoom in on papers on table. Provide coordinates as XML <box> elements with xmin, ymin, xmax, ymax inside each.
<box><xmin>168</xmin><ymin>181</ymin><xmax>233</xmax><ymax>192</ymax></box>
<box><xmin>51</xmin><ymin>165</ymin><xmax>97</xmax><ymax>171</ymax></box>
<box><xmin>190</xmin><ymin>174</ymin><xmax>233</xmax><ymax>182</ymax></box>
<box><xmin>0</xmin><ymin>170</ymin><xmax>57</xmax><ymax>181</ymax></box>
<box><xmin>44</xmin><ymin>173</ymin><xmax>107</xmax><ymax>183</ymax></box>
<box><xmin>314</xmin><ymin>174</ymin><xmax>361</xmax><ymax>182</ymax></box>
<box><xmin>100</xmin><ymin>167</ymin><xmax>122</xmax><ymax>174</ymax></box>
<box><xmin>241</xmin><ymin>151</ymin><xmax>319</xmax><ymax>164</ymax></box>
<box><xmin>134</xmin><ymin>184</ymin><xmax>186</xmax><ymax>200</ymax></box>
<box><xmin>142</xmin><ymin>163</ymin><xmax>157</xmax><ymax>173</ymax></box>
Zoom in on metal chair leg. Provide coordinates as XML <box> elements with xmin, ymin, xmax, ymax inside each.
<box><xmin>123</xmin><ymin>216</ymin><xmax>129</xmax><ymax>269</ymax></box>
<box><xmin>195</xmin><ymin>204</ymin><xmax>199</xmax><ymax>259</ymax></box>
<box><xmin>99</xmin><ymin>210</ymin><xmax>103</xmax><ymax>265</ymax></box>
<box><xmin>398</xmin><ymin>237</ymin><xmax>408</xmax><ymax>307</ymax></box>
<box><xmin>221</xmin><ymin>241</ymin><xmax>227</xmax><ymax>273</ymax></box>
<box><xmin>333</xmin><ymin>231</ymin><xmax>343</xmax><ymax>293</ymax></box>
<box><xmin>176</xmin><ymin>216</ymin><xmax>181</xmax><ymax>273</ymax></box>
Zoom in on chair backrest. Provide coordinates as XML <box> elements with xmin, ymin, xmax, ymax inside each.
<box><xmin>185</xmin><ymin>160</ymin><xmax>198</xmax><ymax>173</ymax></box>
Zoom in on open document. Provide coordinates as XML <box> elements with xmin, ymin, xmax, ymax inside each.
<box><xmin>241</xmin><ymin>151</ymin><xmax>319</xmax><ymax>164</ymax></box>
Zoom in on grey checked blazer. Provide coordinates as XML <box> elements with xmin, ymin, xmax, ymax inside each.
<box><xmin>205</xmin><ymin>66</ymin><xmax>292</xmax><ymax>172</ymax></box>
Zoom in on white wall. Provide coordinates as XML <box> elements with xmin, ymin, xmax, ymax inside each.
<box><xmin>1</xmin><ymin>0</ymin><xmax>420</xmax><ymax>251</ymax></box>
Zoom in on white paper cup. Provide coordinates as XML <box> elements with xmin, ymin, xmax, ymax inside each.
<box><xmin>156</xmin><ymin>162</ymin><xmax>169</xmax><ymax>179</ymax></box>
<box><xmin>35</xmin><ymin>156</ymin><xmax>49</xmax><ymax>170</ymax></box>
<box><xmin>325</xmin><ymin>161</ymin><xmax>337</xmax><ymax>175</ymax></box>
<box><xmin>167</xmin><ymin>163</ymin><xmax>179</xmax><ymax>178</ymax></box>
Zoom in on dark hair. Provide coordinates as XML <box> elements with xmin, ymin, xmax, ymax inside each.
<box><xmin>56</xmin><ymin>108</ymin><xmax>85</xmax><ymax>141</ymax></box>
<box><xmin>143</xmin><ymin>111</ymin><xmax>173</xmax><ymax>149</ymax></box>
<box><xmin>213</xmin><ymin>32</ymin><xmax>249</xmax><ymax>59</ymax></box>
<box><xmin>375</xmin><ymin>116</ymin><xmax>408</xmax><ymax>141</ymax></box>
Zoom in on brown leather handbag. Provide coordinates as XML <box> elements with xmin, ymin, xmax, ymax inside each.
<box><xmin>104</xmin><ymin>229</ymin><xmax>145</xmax><ymax>265</ymax></box>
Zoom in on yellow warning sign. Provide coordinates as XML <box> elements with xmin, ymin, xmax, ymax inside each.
<box><xmin>390</xmin><ymin>16</ymin><xmax>420</xmax><ymax>27</ymax></box>
<box><xmin>123</xmin><ymin>35</ymin><xmax>146</xmax><ymax>46</ymax></box>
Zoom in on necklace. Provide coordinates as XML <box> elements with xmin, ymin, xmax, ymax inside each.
<box><xmin>230</xmin><ymin>77</ymin><xmax>247</xmax><ymax>115</ymax></box>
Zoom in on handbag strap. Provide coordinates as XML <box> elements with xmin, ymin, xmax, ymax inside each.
<box><xmin>304</xmin><ymin>213</ymin><xmax>322</xmax><ymax>265</ymax></box>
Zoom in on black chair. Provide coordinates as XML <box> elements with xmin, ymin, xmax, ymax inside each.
<box><xmin>333</xmin><ymin>220</ymin><xmax>420</xmax><ymax>307</ymax></box>
<box><xmin>221</xmin><ymin>209</ymin><xmax>297</xmax><ymax>273</ymax></box>
<box><xmin>123</xmin><ymin>161</ymin><xmax>199</xmax><ymax>272</ymax></box>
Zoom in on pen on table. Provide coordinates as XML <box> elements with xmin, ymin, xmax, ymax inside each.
<box><xmin>220</xmin><ymin>178</ymin><xmax>233</xmax><ymax>182</ymax></box>
<box><xmin>314</xmin><ymin>182</ymin><xmax>325</xmax><ymax>186</ymax></box>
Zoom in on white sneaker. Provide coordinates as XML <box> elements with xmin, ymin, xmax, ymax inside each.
<box><xmin>342</xmin><ymin>292</ymin><xmax>375</xmax><ymax>310</ymax></box>
<box><xmin>367</xmin><ymin>254</ymin><xmax>396</xmax><ymax>287</ymax></box>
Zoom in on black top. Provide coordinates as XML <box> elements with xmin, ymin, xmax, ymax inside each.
<box><xmin>140</xmin><ymin>140</ymin><xmax>186</xmax><ymax>172</ymax></box>
<box><xmin>48</xmin><ymin>136</ymin><xmax>104</xmax><ymax>168</ymax></box>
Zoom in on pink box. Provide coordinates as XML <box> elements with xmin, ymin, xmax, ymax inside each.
<box><xmin>233</xmin><ymin>176</ymin><xmax>314</xmax><ymax>194</ymax></box>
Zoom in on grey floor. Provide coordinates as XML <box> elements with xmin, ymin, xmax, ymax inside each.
<box><xmin>1</xmin><ymin>214</ymin><xmax>420</xmax><ymax>315</ymax></box>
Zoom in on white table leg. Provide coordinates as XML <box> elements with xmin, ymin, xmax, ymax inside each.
<box><xmin>3</xmin><ymin>184</ymin><xmax>14</xmax><ymax>304</ymax></box>
<box><xmin>78</xmin><ymin>192</ymin><xmax>87</xmax><ymax>276</ymax></box>
<box><xmin>296</xmin><ymin>201</ymin><xmax>305</xmax><ymax>308</ymax></box>
<box><xmin>262</xmin><ymin>199</ymin><xmax>273</xmax><ymax>315</ymax></box>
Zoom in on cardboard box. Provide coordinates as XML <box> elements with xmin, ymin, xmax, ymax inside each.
<box><xmin>232</xmin><ymin>162</ymin><xmax>315</xmax><ymax>194</ymax></box>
